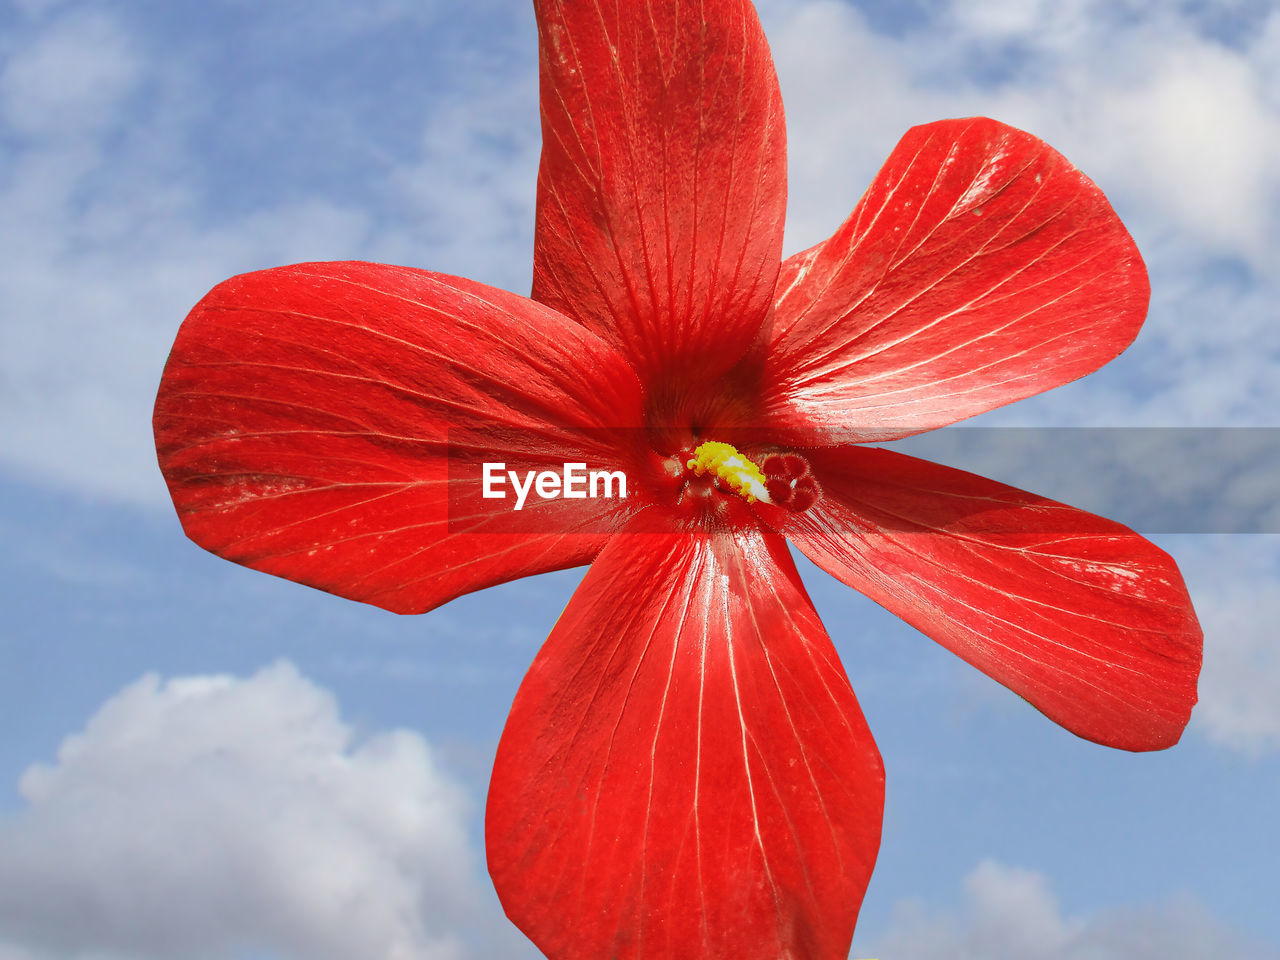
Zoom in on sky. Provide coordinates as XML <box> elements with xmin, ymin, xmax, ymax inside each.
<box><xmin>2</xmin><ymin>0</ymin><xmax>1279</xmax><ymax>957</ymax></box>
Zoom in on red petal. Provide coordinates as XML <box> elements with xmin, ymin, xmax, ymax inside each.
<box><xmin>764</xmin><ymin>118</ymin><xmax>1150</xmax><ymax>442</ymax></box>
<box><xmin>487</xmin><ymin>522</ymin><xmax>883</xmax><ymax>960</ymax></box>
<box><xmin>153</xmin><ymin>262</ymin><xmax>645</xmax><ymax>614</ymax></box>
<box><xmin>779</xmin><ymin>446</ymin><xmax>1202</xmax><ymax>751</ymax></box>
<box><xmin>531</xmin><ymin>0</ymin><xmax>787</xmax><ymax>385</ymax></box>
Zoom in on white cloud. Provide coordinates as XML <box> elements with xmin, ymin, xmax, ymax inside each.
<box><xmin>8</xmin><ymin>0</ymin><xmax>71</xmax><ymax>18</ymax></box>
<box><xmin>758</xmin><ymin>0</ymin><xmax>1280</xmax><ymax>429</ymax></box>
<box><xmin>2</xmin><ymin>0</ymin><xmax>1279</xmax><ymax>507</ymax></box>
<box><xmin>0</xmin><ymin>5</ymin><xmax>539</xmax><ymax>507</ymax></box>
<box><xmin>0</xmin><ymin>11</ymin><xmax>140</xmax><ymax>139</ymax></box>
<box><xmin>218</xmin><ymin>0</ymin><xmax>442</xmax><ymax>50</ymax></box>
<box><xmin>763</xmin><ymin>0</ymin><xmax>1280</xmax><ymax>265</ymax></box>
<box><xmin>947</xmin><ymin>0</ymin><xmax>1094</xmax><ymax>42</ymax></box>
<box><xmin>866</xmin><ymin>859</ymin><xmax>1279</xmax><ymax>959</ymax></box>
<box><xmin>385</xmin><ymin>62</ymin><xmax>540</xmax><ymax>291</ymax></box>
<box><xmin>1176</xmin><ymin>537</ymin><xmax>1280</xmax><ymax>754</ymax></box>
<box><xmin>0</xmin><ymin>662</ymin><xmax>482</xmax><ymax>960</ymax></box>
<box><xmin>1086</xmin><ymin>27</ymin><xmax>1279</xmax><ymax>260</ymax></box>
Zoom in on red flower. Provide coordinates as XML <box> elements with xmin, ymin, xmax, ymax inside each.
<box><xmin>153</xmin><ymin>2</ymin><xmax>1203</xmax><ymax>958</ymax></box>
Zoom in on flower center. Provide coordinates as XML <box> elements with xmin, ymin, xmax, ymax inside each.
<box><xmin>686</xmin><ymin>441</ymin><xmax>770</xmax><ymax>503</ymax></box>
<box><xmin>759</xmin><ymin>452</ymin><xmax>820</xmax><ymax>513</ymax></box>
<box><xmin>670</xmin><ymin>441</ymin><xmax>821</xmax><ymax>515</ymax></box>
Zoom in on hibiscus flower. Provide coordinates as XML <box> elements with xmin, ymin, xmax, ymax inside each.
<box><xmin>152</xmin><ymin>1</ymin><xmax>1203</xmax><ymax>958</ymax></box>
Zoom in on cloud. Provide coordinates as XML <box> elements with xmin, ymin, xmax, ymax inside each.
<box><xmin>0</xmin><ymin>662</ymin><xmax>482</xmax><ymax>960</ymax></box>
<box><xmin>1176</xmin><ymin>537</ymin><xmax>1280</xmax><ymax>754</ymax></box>
<box><xmin>764</xmin><ymin>0</ymin><xmax>1280</xmax><ymax>265</ymax></box>
<box><xmin>0</xmin><ymin>4</ymin><xmax>538</xmax><ymax>508</ymax></box>
<box><xmin>0</xmin><ymin>10</ymin><xmax>140</xmax><ymax>139</ymax></box>
<box><xmin>760</xmin><ymin>0</ymin><xmax>1280</xmax><ymax>429</ymax></box>
<box><xmin>384</xmin><ymin>54</ymin><xmax>540</xmax><ymax>290</ymax></box>
<box><xmin>2</xmin><ymin>0</ymin><xmax>1278</xmax><ymax>508</ymax></box>
<box><xmin>217</xmin><ymin>0</ymin><xmax>442</xmax><ymax>52</ymax></box>
<box><xmin>866</xmin><ymin>859</ymin><xmax>1280</xmax><ymax>959</ymax></box>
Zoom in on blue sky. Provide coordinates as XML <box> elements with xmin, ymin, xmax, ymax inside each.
<box><xmin>2</xmin><ymin>0</ymin><xmax>1280</xmax><ymax>958</ymax></box>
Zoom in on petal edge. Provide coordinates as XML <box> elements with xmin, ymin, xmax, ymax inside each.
<box><xmin>531</xmin><ymin>0</ymin><xmax>788</xmax><ymax>384</ymax></box>
<box><xmin>154</xmin><ymin>261</ymin><xmax>644</xmax><ymax>614</ymax></box>
<box><xmin>487</xmin><ymin>523</ymin><xmax>883</xmax><ymax>959</ymax></box>
<box><xmin>764</xmin><ymin>118</ymin><xmax>1150</xmax><ymax>443</ymax></box>
<box><xmin>782</xmin><ymin>445</ymin><xmax>1202</xmax><ymax>751</ymax></box>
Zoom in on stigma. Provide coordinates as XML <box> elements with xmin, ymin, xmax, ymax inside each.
<box><xmin>686</xmin><ymin>441</ymin><xmax>771</xmax><ymax>504</ymax></box>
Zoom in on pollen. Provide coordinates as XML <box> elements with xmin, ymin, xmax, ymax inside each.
<box><xmin>685</xmin><ymin>441</ymin><xmax>770</xmax><ymax>504</ymax></box>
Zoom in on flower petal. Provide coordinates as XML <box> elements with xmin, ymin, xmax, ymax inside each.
<box><xmin>153</xmin><ymin>261</ymin><xmax>644</xmax><ymax>614</ymax></box>
<box><xmin>775</xmin><ymin>446</ymin><xmax>1202</xmax><ymax>751</ymax></box>
<box><xmin>764</xmin><ymin>118</ymin><xmax>1150</xmax><ymax>442</ymax></box>
<box><xmin>531</xmin><ymin>0</ymin><xmax>787</xmax><ymax>383</ymax></box>
<box><xmin>487</xmin><ymin>522</ymin><xmax>883</xmax><ymax>960</ymax></box>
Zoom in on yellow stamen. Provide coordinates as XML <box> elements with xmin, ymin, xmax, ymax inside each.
<box><xmin>685</xmin><ymin>441</ymin><xmax>770</xmax><ymax>504</ymax></box>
